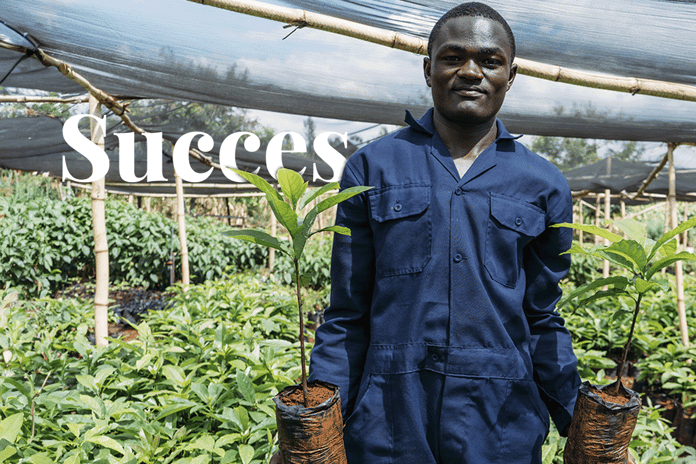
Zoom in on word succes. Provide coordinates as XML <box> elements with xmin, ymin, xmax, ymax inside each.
<box><xmin>61</xmin><ymin>114</ymin><xmax>348</xmax><ymax>184</ymax></box>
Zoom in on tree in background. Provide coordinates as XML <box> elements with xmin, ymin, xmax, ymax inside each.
<box><xmin>303</xmin><ymin>116</ymin><xmax>317</xmax><ymax>160</ymax></box>
<box><xmin>530</xmin><ymin>104</ymin><xmax>646</xmax><ymax>172</ymax></box>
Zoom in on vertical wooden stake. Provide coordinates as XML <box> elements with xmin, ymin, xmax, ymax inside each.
<box><xmin>594</xmin><ymin>194</ymin><xmax>601</xmax><ymax>245</ymax></box>
<box><xmin>578</xmin><ymin>199</ymin><xmax>584</xmax><ymax>245</ymax></box>
<box><xmin>602</xmin><ymin>189</ymin><xmax>611</xmax><ymax>280</ymax></box>
<box><xmin>89</xmin><ymin>95</ymin><xmax>109</xmax><ymax>347</ymax></box>
<box><xmin>269</xmin><ymin>212</ymin><xmax>277</xmax><ymax>271</ymax></box>
<box><xmin>175</xmin><ymin>173</ymin><xmax>190</xmax><ymax>286</ymax></box>
<box><xmin>144</xmin><ymin>196</ymin><xmax>151</xmax><ymax>212</ymax></box>
<box><xmin>668</xmin><ymin>143</ymin><xmax>689</xmax><ymax>347</ymax></box>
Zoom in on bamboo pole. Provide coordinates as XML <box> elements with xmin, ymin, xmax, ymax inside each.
<box><xmin>174</xmin><ymin>172</ymin><xmax>190</xmax><ymax>286</ymax></box>
<box><xmin>0</xmin><ymin>94</ymin><xmax>89</xmax><ymax>103</ymax></box>
<box><xmin>603</xmin><ymin>189</ymin><xmax>611</xmax><ymax>280</ymax></box>
<box><xmin>594</xmin><ymin>194</ymin><xmax>602</xmax><ymax>245</ymax></box>
<box><xmin>32</xmin><ymin>49</ymin><xmax>223</xmax><ymax>172</ymax></box>
<box><xmin>578</xmin><ymin>199</ymin><xmax>583</xmax><ymax>244</ymax></box>
<box><xmin>269</xmin><ymin>211</ymin><xmax>277</xmax><ymax>271</ymax></box>
<box><xmin>89</xmin><ymin>95</ymin><xmax>109</xmax><ymax>347</ymax></box>
<box><xmin>668</xmin><ymin>143</ymin><xmax>690</xmax><ymax>347</ymax></box>
<box><xmin>187</xmin><ymin>0</ymin><xmax>696</xmax><ymax>103</ymax></box>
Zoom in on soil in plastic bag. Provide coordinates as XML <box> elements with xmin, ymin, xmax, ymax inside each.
<box><xmin>564</xmin><ymin>381</ymin><xmax>641</xmax><ymax>464</ymax></box>
<box><xmin>274</xmin><ymin>380</ymin><xmax>347</xmax><ymax>464</ymax></box>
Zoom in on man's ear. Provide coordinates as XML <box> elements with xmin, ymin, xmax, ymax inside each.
<box><xmin>507</xmin><ymin>63</ymin><xmax>518</xmax><ymax>90</ymax></box>
<box><xmin>423</xmin><ymin>57</ymin><xmax>432</xmax><ymax>87</ymax></box>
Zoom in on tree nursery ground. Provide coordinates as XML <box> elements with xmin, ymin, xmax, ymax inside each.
<box><xmin>0</xmin><ymin>174</ymin><xmax>695</xmax><ymax>463</ymax></box>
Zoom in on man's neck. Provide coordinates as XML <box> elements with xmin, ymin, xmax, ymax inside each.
<box><xmin>432</xmin><ymin>111</ymin><xmax>498</xmax><ymax>161</ymax></box>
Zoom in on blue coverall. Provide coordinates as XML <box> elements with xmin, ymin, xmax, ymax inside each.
<box><xmin>308</xmin><ymin>109</ymin><xmax>581</xmax><ymax>463</ymax></box>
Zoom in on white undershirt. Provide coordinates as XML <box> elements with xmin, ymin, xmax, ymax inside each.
<box><xmin>453</xmin><ymin>156</ymin><xmax>477</xmax><ymax>178</ymax></box>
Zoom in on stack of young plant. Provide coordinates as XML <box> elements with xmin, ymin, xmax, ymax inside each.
<box><xmin>0</xmin><ymin>273</ymin><xmax>325</xmax><ymax>463</ymax></box>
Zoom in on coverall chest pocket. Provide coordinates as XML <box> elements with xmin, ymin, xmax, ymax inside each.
<box><xmin>369</xmin><ymin>184</ymin><xmax>432</xmax><ymax>276</ymax></box>
<box><xmin>485</xmin><ymin>193</ymin><xmax>545</xmax><ymax>288</ymax></box>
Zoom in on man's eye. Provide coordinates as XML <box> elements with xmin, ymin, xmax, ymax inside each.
<box><xmin>443</xmin><ymin>55</ymin><xmax>460</xmax><ymax>61</ymax></box>
<box><xmin>483</xmin><ymin>59</ymin><xmax>502</xmax><ymax>66</ymax></box>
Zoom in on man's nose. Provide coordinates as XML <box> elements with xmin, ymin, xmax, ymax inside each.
<box><xmin>457</xmin><ymin>60</ymin><xmax>483</xmax><ymax>79</ymax></box>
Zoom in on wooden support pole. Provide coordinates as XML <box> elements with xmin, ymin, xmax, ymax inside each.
<box><xmin>668</xmin><ymin>143</ymin><xmax>689</xmax><ymax>347</ymax></box>
<box><xmin>578</xmin><ymin>199</ymin><xmax>584</xmax><ymax>244</ymax></box>
<box><xmin>175</xmin><ymin>172</ymin><xmax>190</xmax><ymax>286</ymax></box>
<box><xmin>89</xmin><ymin>95</ymin><xmax>109</xmax><ymax>347</ymax></box>
<box><xmin>269</xmin><ymin>209</ymin><xmax>277</xmax><ymax>271</ymax></box>
<box><xmin>595</xmin><ymin>194</ymin><xmax>602</xmax><ymax>245</ymax></box>
<box><xmin>603</xmin><ymin>189</ymin><xmax>611</xmax><ymax>280</ymax></box>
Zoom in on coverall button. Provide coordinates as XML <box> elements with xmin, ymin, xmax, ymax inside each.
<box><xmin>394</xmin><ymin>203</ymin><xmax>402</xmax><ymax>212</ymax></box>
<box><xmin>453</xmin><ymin>254</ymin><xmax>462</xmax><ymax>263</ymax></box>
<box><xmin>455</xmin><ymin>187</ymin><xmax>463</xmax><ymax>196</ymax></box>
<box><xmin>515</xmin><ymin>217</ymin><xmax>522</xmax><ymax>226</ymax></box>
<box><xmin>430</xmin><ymin>353</ymin><xmax>439</xmax><ymax>361</ymax></box>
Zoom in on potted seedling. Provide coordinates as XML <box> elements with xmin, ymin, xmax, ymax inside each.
<box><xmin>226</xmin><ymin>167</ymin><xmax>370</xmax><ymax>464</ymax></box>
<box><xmin>555</xmin><ymin>216</ymin><xmax>696</xmax><ymax>464</ymax></box>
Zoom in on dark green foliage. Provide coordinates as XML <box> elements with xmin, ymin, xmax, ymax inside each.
<box><xmin>0</xmin><ymin>196</ymin><xmax>268</xmax><ymax>297</ymax></box>
<box><xmin>0</xmin><ymin>274</ymin><xmax>311</xmax><ymax>463</ymax></box>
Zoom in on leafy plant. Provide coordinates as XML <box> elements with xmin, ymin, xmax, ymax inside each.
<box><xmin>226</xmin><ymin>168</ymin><xmax>370</xmax><ymax>406</ymax></box>
<box><xmin>0</xmin><ymin>274</ymin><xmax>312</xmax><ymax>463</ymax></box>
<box><xmin>554</xmin><ymin>216</ymin><xmax>696</xmax><ymax>394</ymax></box>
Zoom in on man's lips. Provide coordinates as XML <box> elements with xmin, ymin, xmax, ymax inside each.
<box><xmin>453</xmin><ymin>86</ymin><xmax>486</xmax><ymax>97</ymax></box>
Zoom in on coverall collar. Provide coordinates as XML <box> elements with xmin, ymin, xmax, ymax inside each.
<box><xmin>404</xmin><ymin>108</ymin><xmax>521</xmax><ymax>141</ymax></box>
<box><xmin>404</xmin><ymin>108</ymin><xmax>520</xmax><ymax>184</ymax></box>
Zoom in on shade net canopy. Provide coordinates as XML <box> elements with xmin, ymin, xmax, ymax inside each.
<box><xmin>1</xmin><ymin>0</ymin><xmax>696</xmax><ymax>195</ymax></box>
<box><xmin>563</xmin><ymin>157</ymin><xmax>696</xmax><ymax>202</ymax></box>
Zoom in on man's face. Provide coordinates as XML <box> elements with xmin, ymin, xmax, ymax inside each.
<box><xmin>424</xmin><ymin>16</ymin><xmax>517</xmax><ymax>127</ymax></box>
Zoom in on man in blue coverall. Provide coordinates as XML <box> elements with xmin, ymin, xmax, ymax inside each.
<box><xmin>307</xmin><ymin>3</ymin><xmax>581</xmax><ymax>463</ymax></box>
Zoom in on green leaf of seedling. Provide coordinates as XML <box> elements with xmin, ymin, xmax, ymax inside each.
<box><xmin>239</xmin><ymin>444</ymin><xmax>254</xmax><ymax>464</ymax></box>
<box><xmin>277</xmin><ymin>168</ymin><xmax>307</xmax><ymax>210</ymax></box>
<box><xmin>236</xmin><ymin>371</ymin><xmax>256</xmax><ymax>404</ymax></box>
<box><xmin>231</xmin><ymin>169</ymin><xmax>283</xmax><ymax>203</ymax></box>
<box><xmin>233</xmin><ymin>167</ymin><xmax>299</xmax><ymax>234</ymax></box>
<box><xmin>649</xmin><ymin>216</ymin><xmax>696</xmax><ymax>261</ymax></box>
<box><xmin>634</xmin><ymin>278</ymin><xmax>660</xmax><ymax>294</ymax></box>
<box><xmin>85</xmin><ymin>435</ymin><xmax>125</xmax><ymax>455</ymax></box>
<box><xmin>552</xmin><ymin>223</ymin><xmax>623</xmax><ymax>243</ymax></box>
<box><xmin>0</xmin><ymin>445</ymin><xmax>17</xmax><ymax>462</ymax></box>
<box><xmin>299</xmin><ymin>274</ymin><xmax>312</xmax><ymax>287</ymax></box>
<box><xmin>646</xmin><ymin>251</ymin><xmax>696</xmax><ymax>280</ymax></box>
<box><xmin>313</xmin><ymin>186</ymin><xmax>373</xmax><ymax>215</ymax></box>
<box><xmin>602</xmin><ymin>239</ymin><xmax>647</xmax><ymax>273</ymax></box>
<box><xmin>311</xmin><ymin>225</ymin><xmax>351</xmax><ymax>237</ymax></box>
<box><xmin>612</xmin><ymin>218</ymin><xmax>647</xmax><ymax>245</ymax></box>
<box><xmin>225</xmin><ymin>229</ymin><xmax>288</xmax><ymax>254</ymax></box>
<box><xmin>557</xmin><ymin>276</ymin><xmax>630</xmax><ymax>308</ymax></box>
<box><xmin>658</xmin><ymin>238</ymin><xmax>677</xmax><ymax>258</ymax></box>
<box><xmin>293</xmin><ymin>230</ymin><xmax>308</xmax><ymax>261</ymax></box>
<box><xmin>268</xmin><ymin>196</ymin><xmax>299</xmax><ymax>237</ymax></box>
<box><xmin>75</xmin><ymin>374</ymin><xmax>98</xmax><ymax>392</ymax></box>
<box><xmin>576</xmin><ymin>288</ymin><xmax>632</xmax><ymax>308</ymax></box>
<box><xmin>561</xmin><ymin>243</ymin><xmax>592</xmax><ymax>256</ymax></box>
<box><xmin>298</xmin><ymin>182</ymin><xmax>340</xmax><ymax>211</ymax></box>
<box><xmin>0</xmin><ymin>413</ymin><xmax>23</xmax><ymax>444</ymax></box>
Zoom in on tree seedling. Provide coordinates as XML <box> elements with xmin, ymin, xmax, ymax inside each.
<box><xmin>226</xmin><ymin>168</ymin><xmax>371</xmax><ymax>406</ymax></box>
<box><xmin>554</xmin><ymin>216</ymin><xmax>696</xmax><ymax>395</ymax></box>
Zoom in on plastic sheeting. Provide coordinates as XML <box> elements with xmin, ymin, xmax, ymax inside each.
<box><xmin>1</xmin><ymin>0</ymin><xmax>695</xmax><ymax>143</ymax></box>
<box><xmin>563</xmin><ymin>158</ymin><xmax>696</xmax><ymax>201</ymax></box>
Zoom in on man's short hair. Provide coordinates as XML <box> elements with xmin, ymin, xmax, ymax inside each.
<box><xmin>427</xmin><ymin>2</ymin><xmax>516</xmax><ymax>60</ymax></box>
